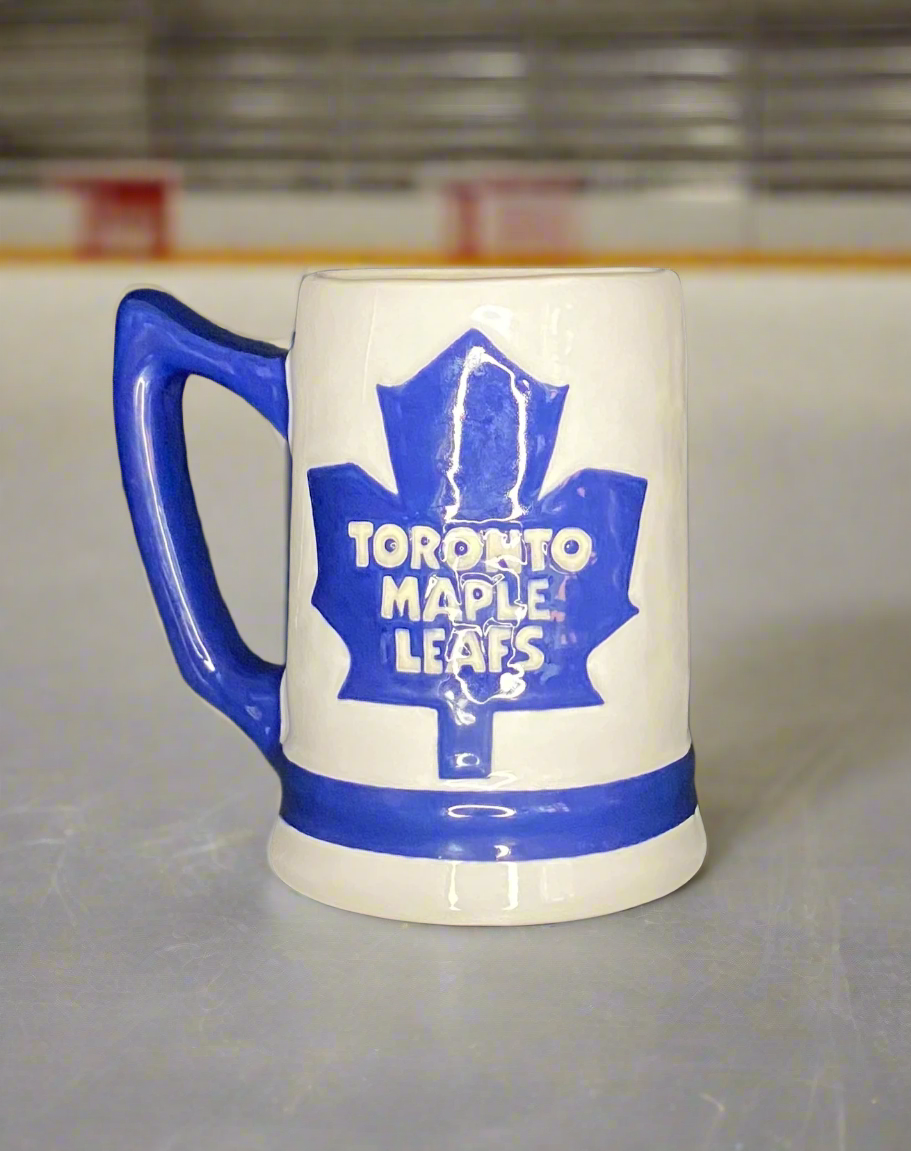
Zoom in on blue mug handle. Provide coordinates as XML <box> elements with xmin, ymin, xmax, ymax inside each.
<box><xmin>113</xmin><ymin>289</ymin><xmax>289</xmax><ymax>768</ymax></box>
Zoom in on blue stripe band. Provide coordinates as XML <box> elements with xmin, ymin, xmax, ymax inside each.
<box><xmin>278</xmin><ymin>748</ymin><xmax>697</xmax><ymax>862</ymax></box>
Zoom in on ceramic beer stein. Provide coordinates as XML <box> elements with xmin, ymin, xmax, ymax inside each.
<box><xmin>113</xmin><ymin>268</ymin><xmax>705</xmax><ymax>925</ymax></box>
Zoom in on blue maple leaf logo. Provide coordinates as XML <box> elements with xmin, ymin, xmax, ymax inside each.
<box><xmin>308</xmin><ymin>329</ymin><xmax>647</xmax><ymax>779</ymax></box>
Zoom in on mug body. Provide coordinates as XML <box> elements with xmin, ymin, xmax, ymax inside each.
<box><xmin>271</xmin><ymin>268</ymin><xmax>705</xmax><ymax>924</ymax></box>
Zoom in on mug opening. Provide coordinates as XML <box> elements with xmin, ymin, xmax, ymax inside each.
<box><xmin>311</xmin><ymin>266</ymin><xmax>666</xmax><ymax>283</ymax></box>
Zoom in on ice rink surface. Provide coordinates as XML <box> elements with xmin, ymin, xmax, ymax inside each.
<box><xmin>2</xmin><ymin>266</ymin><xmax>910</xmax><ymax>1150</ymax></box>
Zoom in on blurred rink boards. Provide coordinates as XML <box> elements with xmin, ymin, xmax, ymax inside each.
<box><xmin>3</xmin><ymin>9</ymin><xmax>910</xmax><ymax>267</ymax></box>
<box><xmin>2</xmin><ymin>180</ymin><xmax>911</xmax><ymax>267</ymax></box>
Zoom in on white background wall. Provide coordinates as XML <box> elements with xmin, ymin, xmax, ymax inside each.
<box><xmin>2</xmin><ymin>187</ymin><xmax>910</xmax><ymax>255</ymax></box>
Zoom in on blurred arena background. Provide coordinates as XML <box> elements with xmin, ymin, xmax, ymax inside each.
<box><xmin>1</xmin><ymin>0</ymin><xmax>910</xmax><ymax>263</ymax></box>
<box><xmin>3</xmin><ymin>9</ymin><xmax>911</xmax><ymax>1149</ymax></box>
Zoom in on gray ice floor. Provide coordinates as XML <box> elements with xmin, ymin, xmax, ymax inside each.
<box><xmin>2</xmin><ymin>268</ymin><xmax>910</xmax><ymax>1151</ymax></box>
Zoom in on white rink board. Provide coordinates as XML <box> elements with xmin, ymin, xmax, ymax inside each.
<box><xmin>4</xmin><ymin>190</ymin><xmax>911</xmax><ymax>254</ymax></box>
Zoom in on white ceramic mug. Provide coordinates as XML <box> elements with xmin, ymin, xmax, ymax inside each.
<box><xmin>114</xmin><ymin>268</ymin><xmax>705</xmax><ymax>925</ymax></box>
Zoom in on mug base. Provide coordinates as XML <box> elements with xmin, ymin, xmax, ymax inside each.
<box><xmin>267</xmin><ymin>810</ymin><xmax>706</xmax><ymax>926</ymax></box>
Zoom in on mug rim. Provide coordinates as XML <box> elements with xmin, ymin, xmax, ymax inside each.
<box><xmin>310</xmin><ymin>266</ymin><xmax>669</xmax><ymax>283</ymax></box>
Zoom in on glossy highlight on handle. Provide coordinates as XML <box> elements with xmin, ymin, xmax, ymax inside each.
<box><xmin>113</xmin><ymin>289</ymin><xmax>288</xmax><ymax>764</ymax></box>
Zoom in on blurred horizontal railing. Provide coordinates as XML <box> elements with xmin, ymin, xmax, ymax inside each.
<box><xmin>1</xmin><ymin>3</ymin><xmax>910</xmax><ymax>191</ymax></box>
